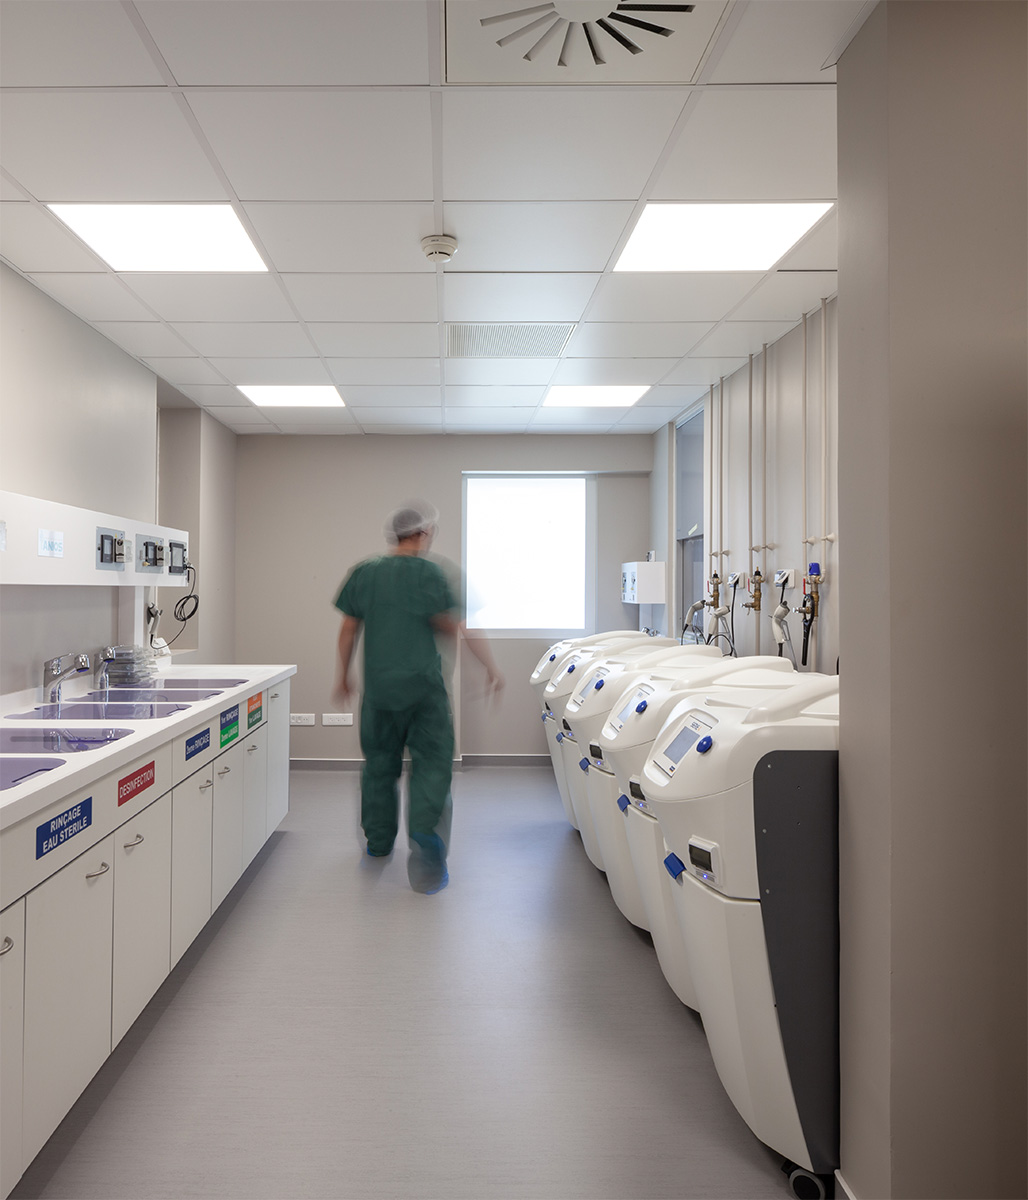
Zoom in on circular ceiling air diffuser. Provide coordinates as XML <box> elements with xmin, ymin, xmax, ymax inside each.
<box><xmin>421</xmin><ymin>235</ymin><xmax>458</xmax><ymax>262</ymax></box>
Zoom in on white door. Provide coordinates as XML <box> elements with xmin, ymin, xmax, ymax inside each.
<box><xmin>1</xmin><ymin>898</ymin><xmax>25</xmax><ymax>1198</ymax></box>
<box><xmin>112</xmin><ymin>796</ymin><xmax>172</xmax><ymax>1047</ymax></box>
<box><xmin>242</xmin><ymin>727</ymin><xmax>268</xmax><ymax>868</ymax></box>
<box><xmin>22</xmin><ymin>835</ymin><xmax>115</xmax><ymax>1164</ymax></box>
<box><xmin>211</xmin><ymin>744</ymin><xmax>244</xmax><ymax>911</ymax></box>
<box><xmin>170</xmin><ymin>771</ymin><xmax>213</xmax><ymax>966</ymax></box>
<box><xmin>266</xmin><ymin>680</ymin><xmax>291</xmax><ymax>832</ymax></box>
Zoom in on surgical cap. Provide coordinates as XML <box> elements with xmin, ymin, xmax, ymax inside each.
<box><xmin>386</xmin><ymin>502</ymin><xmax>438</xmax><ymax>544</ymax></box>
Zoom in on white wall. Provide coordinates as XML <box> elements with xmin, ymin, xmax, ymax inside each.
<box><xmin>0</xmin><ymin>265</ymin><xmax>158</xmax><ymax>692</ymax></box>
<box><xmin>681</xmin><ymin>301</ymin><xmax>839</xmax><ymax>671</ymax></box>
<box><xmin>233</xmin><ymin>433</ymin><xmax>657</xmax><ymax>760</ymax></box>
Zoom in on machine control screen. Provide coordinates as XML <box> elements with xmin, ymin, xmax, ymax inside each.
<box><xmin>689</xmin><ymin>844</ymin><xmax>713</xmax><ymax>872</ymax></box>
<box><xmin>607</xmin><ymin>685</ymin><xmax>653</xmax><ymax>735</ymax></box>
<box><xmin>653</xmin><ymin>711</ymin><xmax>716</xmax><ymax>776</ymax></box>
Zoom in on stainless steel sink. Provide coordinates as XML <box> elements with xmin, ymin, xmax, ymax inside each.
<box><xmin>0</xmin><ymin>757</ymin><xmax>66</xmax><ymax>789</ymax></box>
<box><xmin>83</xmin><ymin>689</ymin><xmax>222</xmax><ymax>702</ymax></box>
<box><xmin>155</xmin><ymin>678</ymin><xmax>247</xmax><ymax>688</ymax></box>
<box><xmin>0</xmin><ymin>728</ymin><xmax>134</xmax><ymax>754</ymax></box>
<box><xmin>6</xmin><ymin>703</ymin><xmax>189</xmax><ymax>720</ymax></box>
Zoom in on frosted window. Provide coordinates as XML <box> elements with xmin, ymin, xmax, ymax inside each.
<box><xmin>465</xmin><ymin>476</ymin><xmax>586</xmax><ymax>631</ymax></box>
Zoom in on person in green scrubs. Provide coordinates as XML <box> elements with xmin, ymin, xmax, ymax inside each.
<box><xmin>333</xmin><ymin>504</ymin><xmax>501</xmax><ymax>893</ymax></box>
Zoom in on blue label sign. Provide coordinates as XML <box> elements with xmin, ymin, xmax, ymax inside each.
<box><xmin>220</xmin><ymin>704</ymin><xmax>239</xmax><ymax>749</ymax></box>
<box><xmin>36</xmin><ymin>797</ymin><xmax>92</xmax><ymax>859</ymax></box>
<box><xmin>185</xmin><ymin>728</ymin><xmax>211</xmax><ymax>760</ymax></box>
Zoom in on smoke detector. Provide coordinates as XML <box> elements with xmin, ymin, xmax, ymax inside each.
<box><xmin>421</xmin><ymin>234</ymin><xmax>458</xmax><ymax>263</ymax></box>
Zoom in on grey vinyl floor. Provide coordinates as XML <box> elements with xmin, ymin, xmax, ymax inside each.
<box><xmin>14</xmin><ymin>766</ymin><xmax>787</xmax><ymax>1200</ymax></box>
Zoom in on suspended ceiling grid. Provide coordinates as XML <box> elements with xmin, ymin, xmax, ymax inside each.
<box><xmin>0</xmin><ymin>0</ymin><xmax>868</xmax><ymax>437</ymax></box>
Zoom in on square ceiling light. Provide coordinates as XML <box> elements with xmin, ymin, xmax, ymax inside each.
<box><xmin>543</xmin><ymin>385</ymin><xmax>650</xmax><ymax>408</ymax></box>
<box><xmin>46</xmin><ymin>204</ymin><xmax>267</xmax><ymax>272</ymax></box>
<box><xmin>614</xmin><ymin>203</ymin><xmax>834</xmax><ymax>272</ymax></box>
<box><xmin>239</xmin><ymin>386</ymin><xmax>344</xmax><ymax>408</ymax></box>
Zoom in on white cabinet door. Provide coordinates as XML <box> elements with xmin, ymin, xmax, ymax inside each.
<box><xmin>241</xmin><ymin>727</ymin><xmax>268</xmax><ymax>869</ymax></box>
<box><xmin>211</xmin><ymin>743</ymin><xmax>244</xmax><ymax>911</ymax></box>
<box><xmin>170</xmin><ymin>771</ymin><xmax>213</xmax><ymax>967</ymax></box>
<box><xmin>267</xmin><ymin>679</ymin><xmax>291</xmax><ymax>833</ymax></box>
<box><xmin>112</xmin><ymin>797</ymin><xmax>172</xmax><ymax>1048</ymax></box>
<box><xmin>22</xmin><ymin>835</ymin><xmax>115</xmax><ymax>1165</ymax></box>
<box><xmin>1</xmin><ymin>899</ymin><xmax>25</xmax><ymax>1200</ymax></box>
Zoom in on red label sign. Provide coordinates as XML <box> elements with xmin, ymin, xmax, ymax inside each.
<box><xmin>118</xmin><ymin>761</ymin><xmax>156</xmax><ymax>807</ymax></box>
<box><xmin>248</xmin><ymin>693</ymin><xmax>262</xmax><ymax>717</ymax></box>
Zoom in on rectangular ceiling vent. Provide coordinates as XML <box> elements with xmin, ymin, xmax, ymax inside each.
<box><xmin>447</xmin><ymin>323</ymin><xmax>575</xmax><ymax>358</ymax></box>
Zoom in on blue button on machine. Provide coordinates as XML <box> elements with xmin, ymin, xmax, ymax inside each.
<box><xmin>697</xmin><ymin>735</ymin><xmax>713</xmax><ymax>754</ymax></box>
<box><xmin>556</xmin><ymin>732</ymin><xmax>564</xmax><ymax>743</ymax></box>
<box><xmin>579</xmin><ymin>757</ymin><xmax>590</xmax><ymax>773</ymax></box>
<box><xmin>635</xmin><ymin>700</ymin><xmax>648</xmax><ymax>713</ymax></box>
<box><xmin>594</xmin><ymin>679</ymin><xmax>604</xmax><ymax>690</ymax></box>
<box><xmin>664</xmin><ymin>852</ymin><xmax>686</xmax><ymax>879</ymax></box>
<box><xmin>617</xmin><ymin>794</ymin><xmax>630</xmax><ymax>813</ymax></box>
<box><xmin>567</xmin><ymin>664</ymin><xmax>575</xmax><ymax>673</ymax></box>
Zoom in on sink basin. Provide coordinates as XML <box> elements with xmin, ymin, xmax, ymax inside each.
<box><xmin>156</xmin><ymin>678</ymin><xmax>247</xmax><ymax>688</ymax></box>
<box><xmin>1</xmin><ymin>757</ymin><xmax>66</xmax><ymax>790</ymax></box>
<box><xmin>0</xmin><ymin>728</ymin><xmax>133</xmax><ymax>754</ymax></box>
<box><xmin>6</xmin><ymin>703</ymin><xmax>189</xmax><ymax>721</ymax></box>
<box><xmin>84</xmin><ymin>689</ymin><xmax>222</xmax><ymax>702</ymax></box>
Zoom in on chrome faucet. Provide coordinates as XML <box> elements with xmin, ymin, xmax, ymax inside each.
<box><xmin>92</xmin><ymin>646</ymin><xmax>116</xmax><ymax>694</ymax></box>
<box><xmin>42</xmin><ymin>652</ymin><xmax>92</xmax><ymax>705</ymax></box>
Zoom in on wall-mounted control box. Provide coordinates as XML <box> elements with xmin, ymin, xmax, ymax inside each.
<box><xmin>621</xmin><ymin>560</ymin><xmax>665</xmax><ymax>604</ymax></box>
<box><xmin>168</xmin><ymin>540</ymin><xmax>188</xmax><ymax>575</ymax></box>
<box><xmin>95</xmin><ymin>526</ymin><xmax>127</xmax><ymax>572</ymax></box>
<box><xmin>137</xmin><ymin>536</ymin><xmax>165</xmax><ymax>573</ymax></box>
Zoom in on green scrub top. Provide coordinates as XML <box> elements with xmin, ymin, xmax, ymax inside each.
<box><xmin>334</xmin><ymin>555</ymin><xmax>457</xmax><ymax>710</ymax></box>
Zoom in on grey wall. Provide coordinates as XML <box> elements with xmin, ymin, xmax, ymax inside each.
<box><xmin>0</xmin><ymin>264</ymin><xmax>157</xmax><ymax>692</ymax></box>
<box><xmin>233</xmin><ymin>433</ymin><xmax>656</xmax><ymax>760</ymax></box>
<box><xmin>837</xmin><ymin>4</ymin><xmax>1027</xmax><ymax>1197</ymax></box>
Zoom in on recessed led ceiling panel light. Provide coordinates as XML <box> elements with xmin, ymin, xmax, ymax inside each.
<box><xmin>614</xmin><ymin>203</ymin><xmax>834</xmax><ymax>272</ymax></box>
<box><xmin>543</xmin><ymin>385</ymin><xmax>650</xmax><ymax>407</ymax></box>
<box><xmin>46</xmin><ymin>204</ymin><xmax>267</xmax><ymax>272</ymax></box>
<box><xmin>239</xmin><ymin>386</ymin><xmax>344</xmax><ymax>408</ymax></box>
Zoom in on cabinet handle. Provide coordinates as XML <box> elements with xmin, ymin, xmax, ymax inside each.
<box><xmin>124</xmin><ymin>833</ymin><xmax>145</xmax><ymax>849</ymax></box>
<box><xmin>271</xmin><ymin>692</ymin><xmax>280</xmax><ymax>699</ymax></box>
<box><xmin>217</xmin><ymin>766</ymin><xmax>231</xmax><ymax>777</ymax></box>
<box><xmin>247</xmin><ymin>744</ymin><xmax>258</xmax><ymax>753</ymax></box>
<box><xmin>199</xmin><ymin>779</ymin><xmax>213</xmax><ymax>792</ymax></box>
<box><xmin>85</xmin><ymin>861</ymin><xmax>111</xmax><ymax>880</ymax></box>
<box><xmin>0</xmin><ymin>936</ymin><xmax>13</xmax><ymax>957</ymax></box>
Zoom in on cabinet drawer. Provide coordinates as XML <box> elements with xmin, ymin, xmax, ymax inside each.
<box><xmin>1</xmin><ymin>899</ymin><xmax>25</xmax><ymax>1200</ymax></box>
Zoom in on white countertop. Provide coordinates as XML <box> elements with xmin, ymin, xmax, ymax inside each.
<box><xmin>0</xmin><ymin>663</ymin><xmax>296</xmax><ymax>831</ymax></box>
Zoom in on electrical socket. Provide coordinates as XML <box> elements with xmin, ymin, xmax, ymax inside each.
<box><xmin>322</xmin><ymin>713</ymin><xmax>353</xmax><ymax>726</ymax></box>
<box><xmin>289</xmin><ymin>713</ymin><xmax>315</xmax><ymax>727</ymax></box>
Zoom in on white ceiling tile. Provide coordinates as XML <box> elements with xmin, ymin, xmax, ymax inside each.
<box><xmin>550</xmin><ymin>359</ymin><xmax>678</xmax><ymax>386</ymax></box>
<box><xmin>443</xmin><ymin>386</ymin><xmax>544</xmax><ymax>408</ymax></box>
<box><xmin>354</xmin><ymin>409</ymin><xmax>444</xmax><ymax>427</ymax></box>
<box><xmin>530</xmin><ymin>408</ymin><xmax>621</xmax><ymax>428</ymax></box>
<box><xmin>660</xmin><ymin>356</ymin><xmax>752</xmax><ymax>386</ymax></box>
<box><xmin>0</xmin><ymin>92</ymin><xmax>227</xmax><ymax>201</ymax></box>
<box><xmin>328</xmin><ymin>359</ymin><xmax>441</xmax><ymax>386</ymax></box>
<box><xmin>136</xmin><ymin>0</ymin><xmax>430</xmax><ymax>85</ymax></box>
<box><xmin>309</xmin><ymin>323</ymin><xmax>440</xmax><ymax>358</ymax></box>
<box><xmin>444</xmin><ymin>410</ymin><xmax>533</xmax><ymax>431</ymax></box>
<box><xmin>589</xmin><ymin>273</ymin><xmax>764</xmax><ymax>323</ymax></box>
<box><xmin>342</xmin><ymin>387</ymin><xmax>441</xmax><ymax>408</ymax></box>
<box><xmin>243</xmin><ymin>204</ymin><xmax>437</xmax><ymax>273</ymax></box>
<box><xmin>443</xmin><ymin>274</ymin><xmax>598</xmax><ymax>322</ymax></box>
<box><xmin>443</xmin><ymin>203</ymin><xmax>635</xmax><ymax>272</ymax></box>
<box><xmin>706</xmin><ymin>1</ymin><xmax>869</xmax><ymax>84</ymax></box>
<box><xmin>730</xmin><ymin>271</ymin><xmax>838</xmax><ymax>322</ymax></box>
<box><xmin>268</xmin><ymin>425</ymin><xmax>361</xmax><ymax>436</ymax></box>
<box><xmin>208</xmin><ymin>358</ymin><xmax>331</xmax><ymax>385</ymax></box>
<box><xmin>93</xmin><ymin>322</ymin><xmax>195</xmax><ymax>357</ymax></box>
<box><xmin>175</xmin><ymin>385</ymin><xmax>251</xmax><ymax>408</ymax></box>
<box><xmin>689</xmin><ymin>323</ymin><xmax>799</xmax><ymax>358</ymax></box>
<box><xmin>777</xmin><ymin>211</ymin><xmax>839</xmax><ymax>270</ymax></box>
<box><xmin>653</xmin><ymin>89</ymin><xmax>837</xmax><ymax>201</ymax></box>
<box><xmin>186</xmin><ymin>91</ymin><xmax>434</xmax><ymax>201</ymax></box>
<box><xmin>566</xmin><ymin>322</ymin><xmax>715</xmax><ymax>359</ymax></box>
<box><xmin>1</xmin><ymin>176</ymin><xmax>30</xmax><ymax>201</ymax></box>
<box><xmin>442</xmin><ymin>358</ymin><xmax>557</xmax><ymax>386</ymax></box>
<box><xmin>282</xmin><ymin>275</ymin><xmax>438</xmax><ymax>323</ymax></box>
<box><xmin>27</xmin><ymin>273</ymin><xmax>157</xmax><ymax>320</ymax></box>
<box><xmin>0</xmin><ymin>1</ymin><xmax>166</xmax><ymax>86</ymax></box>
<box><xmin>259</xmin><ymin>407</ymin><xmax>355</xmax><ymax>426</ymax></box>
<box><xmin>122</xmin><ymin>275</ymin><xmax>296</xmax><ymax>322</ymax></box>
<box><xmin>204</xmin><ymin>406</ymin><xmax>277</xmax><ymax>427</ymax></box>
<box><xmin>442</xmin><ymin>89</ymin><xmax>687</xmax><ymax>201</ymax></box>
<box><xmin>140</xmin><ymin>357</ymin><xmax>227</xmax><ymax>386</ymax></box>
<box><xmin>169</xmin><ymin>323</ymin><xmax>315</xmax><ymax>357</ymax></box>
<box><xmin>646</xmin><ymin>384</ymin><xmax>711</xmax><ymax>409</ymax></box>
<box><xmin>610</xmin><ymin>408</ymin><xmax>687</xmax><ymax>431</ymax></box>
<box><xmin>0</xmin><ymin>203</ymin><xmax>107</xmax><ymax>271</ymax></box>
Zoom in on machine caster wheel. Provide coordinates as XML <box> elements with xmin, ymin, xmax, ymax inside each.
<box><xmin>786</xmin><ymin>1165</ymin><xmax>833</xmax><ymax>1200</ymax></box>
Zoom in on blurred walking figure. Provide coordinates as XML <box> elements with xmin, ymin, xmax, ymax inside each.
<box><xmin>333</xmin><ymin>502</ymin><xmax>502</xmax><ymax>893</ymax></box>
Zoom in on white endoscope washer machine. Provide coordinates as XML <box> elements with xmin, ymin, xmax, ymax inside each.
<box><xmin>641</xmin><ymin>675</ymin><xmax>840</xmax><ymax>1195</ymax></box>
<box><xmin>553</xmin><ymin>637</ymin><xmax>679</xmax><ymax>868</ymax></box>
<box><xmin>539</xmin><ymin>632</ymin><xmax>660</xmax><ymax>831</ymax></box>
<box><xmin>560</xmin><ymin>644</ymin><xmax>722</xmax><ymax>895</ymax></box>
<box><xmin>597</xmin><ymin>659</ymin><xmax>799</xmax><ymax>1008</ymax></box>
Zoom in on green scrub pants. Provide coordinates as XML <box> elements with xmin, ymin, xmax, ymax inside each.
<box><xmin>359</xmin><ymin>685</ymin><xmax>454</xmax><ymax>858</ymax></box>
